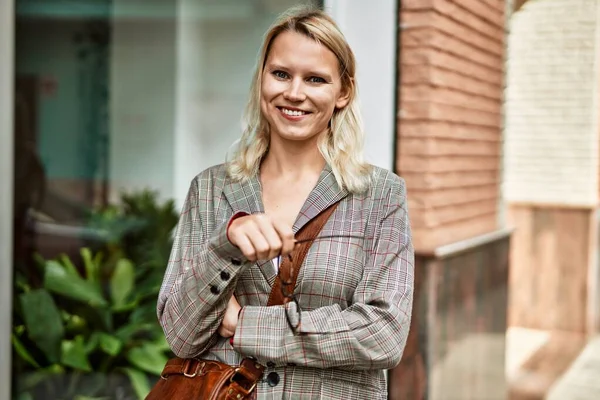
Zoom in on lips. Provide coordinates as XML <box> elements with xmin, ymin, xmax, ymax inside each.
<box><xmin>277</xmin><ymin>106</ymin><xmax>311</xmax><ymax>117</ymax></box>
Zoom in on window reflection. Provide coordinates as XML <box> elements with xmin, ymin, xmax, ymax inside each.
<box><xmin>12</xmin><ymin>1</ymin><xmax>319</xmax><ymax>398</ymax></box>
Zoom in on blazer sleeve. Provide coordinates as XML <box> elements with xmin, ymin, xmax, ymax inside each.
<box><xmin>157</xmin><ymin>178</ymin><xmax>251</xmax><ymax>358</ymax></box>
<box><xmin>232</xmin><ymin>177</ymin><xmax>415</xmax><ymax>370</ymax></box>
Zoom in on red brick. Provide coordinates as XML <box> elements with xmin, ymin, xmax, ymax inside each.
<box><xmin>398</xmin><ymin>121</ymin><xmax>500</xmax><ymax>141</ymax></box>
<box><xmin>399</xmin><ymin>171</ymin><xmax>500</xmax><ymax>191</ymax></box>
<box><xmin>397</xmin><ymin>0</ymin><xmax>505</xmax><ymax>250</ymax></box>
<box><xmin>408</xmin><ymin>184</ymin><xmax>499</xmax><ymax>208</ymax></box>
<box><xmin>399</xmin><ymin>155</ymin><xmax>500</xmax><ymax>173</ymax></box>
<box><xmin>402</xmin><ymin>101</ymin><xmax>501</xmax><ymax>127</ymax></box>
<box><xmin>402</xmin><ymin>29</ymin><xmax>502</xmax><ymax>71</ymax></box>
<box><xmin>449</xmin><ymin>0</ymin><xmax>504</xmax><ymax>29</ymax></box>
<box><xmin>431</xmin><ymin>12</ymin><xmax>504</xmax><ymax>56</ymax></box>
<box><xmin>401</xmin><ymin>84</ymin><xmax>501</xmax><ymax>113</ymax></box>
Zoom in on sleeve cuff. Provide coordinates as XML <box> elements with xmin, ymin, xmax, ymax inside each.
<box><xmin>208</xmin><ymin>211</ymin><xmax>249</xmax><ymax>265</ymax></box>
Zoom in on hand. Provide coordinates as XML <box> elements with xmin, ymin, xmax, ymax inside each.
<box><xmin>227</xmin><ymin>214</ymin><xmax>295</xmax><ymax>262</ymax></box>
<box><xmin>218</xmin><ymin>295</ymin><xmax>241</xmax><ymax>338</ymax></box>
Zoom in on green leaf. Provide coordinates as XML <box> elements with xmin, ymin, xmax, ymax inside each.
<box><xmin>114</xmin><ymin>322</ymin><xmax>155</xmax><ymax>343</ymax></box>
<box><xmin>44</xmin><ymin>260</ymin><xmax>107</xmax><ymax>307</ymax></box>
<box><xmin>98</xmin><ymin>333</ymin><xmax>122</xmax><ymax>356</ymax></box>
<box><xmin>122</xmin><ymin>367</ymin><xmax>151</xmax><ymax>400</ymax></box>
<box><xmin>17</xmin><ymin>392</ymin><xmax>34</xmax><ymax>400</ymax></box>
<box><xmin>19</xmin><ymin>289</ymin><xmax>64</xmax><ymax>363</ymax></box>
<box><xmin>81</xmin><ymin>247</ymin><xmax>98</xmax><ymax>283</ymax></box>
<box><xmin>152</xmin><ymin>334</ymin><xmax>171</xmax><ymax>353</ymax></box>
<box><xmin>61</xmin><ymin>337</ymin><xmax>92</xmax><ymax>372</ymax></box>
<box><xmin>126</xmin><ymin>344</ymin><xmax>168</xmax><ymax>376</ymax></box>
<box><xmin>129</xmin><ymin>302</ymin><xmax>157</xmax><ymax>324</ymax></box>
<box><xmin>74</xmin><ymin>396</ymin><xmax>112</xmax><ymax>400</ymax></box>
<box><xmin>11</xmin><ymin>334</ymin><xmax>40</xmax><ymax>368</ymax></box>
<box><xmin>110</xmin><ymin>258</ymin><xmax>135</xmax><ymax>307</ymax></box>
<box><xmin>59</xmin><ymin>253</ymin><xmax>79</xmax><ymax>276</ymax></box>
<box><xmin>17</xmin><ymin>365</ymin><xmax>64</xmax><ymax>391</ymax></box>
<box><xmin>84</xmin><ymin>332</ymin><xmax>100</xmax><ymax>355</ymax></box>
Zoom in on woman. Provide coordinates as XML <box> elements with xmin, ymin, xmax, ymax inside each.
<box><xmin>157</xmin><ymin>6</ymin><xmax>414</xmax><ymax>399</ymax></box>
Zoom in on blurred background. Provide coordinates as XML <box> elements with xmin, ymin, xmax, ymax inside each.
<box><xmin>1</xmin><ymin>0</ymin><xmax>599</xmax><ymax>399</ymax></box>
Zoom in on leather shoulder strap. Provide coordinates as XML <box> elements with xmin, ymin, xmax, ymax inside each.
<box><xmin>267</xmin><ymin>201</ymin><xmax>340</xmax><ymax>306</ymax></box>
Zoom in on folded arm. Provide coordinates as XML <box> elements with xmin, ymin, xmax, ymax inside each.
<box><xmin>157</xmin><ymin>179</ymin><xmax>251</xmax><ymax>358</ymax></box>
<box><xmin>233</xmin><ymin>178</ymin><xmax>415</xmax><ymax>370</ymax></box>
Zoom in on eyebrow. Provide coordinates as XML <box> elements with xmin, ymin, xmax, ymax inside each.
<box><xmin>266</xmin><ymin>63</ymin><xmax>334</xmax><ymax>82</ymax></box>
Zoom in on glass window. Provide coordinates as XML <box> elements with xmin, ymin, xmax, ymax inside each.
<box><xmin>12</xmin><ymin>1</ymin><xmax>320</xmax><ymax>398</ymax></box>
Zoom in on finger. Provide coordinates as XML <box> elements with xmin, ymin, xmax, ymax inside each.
<box><xmin>250</xmin><ymin>233</ymin><xmax>271</xmax><ymax>260</ymax></box>
<box><xmin>243</xmin><ymin>220</ymin><xmax>272</xmax><ymax>260</ymax></box>
<box><xmin>230</xmin><ymin>295</ymin><xmax>241</xmax><ymax>308</ymax></box>
<box><xmin>227</xmin><ymin>216</ymin><xmax>250</xmax><ymax>247</ymax></box>
<box><xmin>272</xmin><ymin>220</ymin><xmax>295</xmax><ymax>256</ymax></box>
<box><xmin>255</xmin><ymin>217</ymin><xmax>283</xmax><ymax>260</ymax></box>
<box><xmin>218</xmin><ymin>325</ymin><xmax>230</xmax><ymax>337</ymax></box>
<box><xmin>233</xmin><ymin>232</ymin><xmax>257</xmax><ymax>262</ymax></box>
<box><xmin>219</xmin><ymin>326</ymin><xmax>234</xmax><ymax>338</ymax></box>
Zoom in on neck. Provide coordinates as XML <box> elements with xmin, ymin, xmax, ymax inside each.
<box><xmin>261</xmin><ymin>136</ymin><xmax>326</xmax><ymax>180</ymax></box>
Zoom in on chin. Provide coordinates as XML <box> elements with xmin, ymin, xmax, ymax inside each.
<box><xmin>278</xmin><ymin>130</ymin><xmax>319</xmax><ymax>142</ymax></box>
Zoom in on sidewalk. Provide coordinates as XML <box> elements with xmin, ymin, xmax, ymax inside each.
<box><xmin>546</xmin><ymin>335</ymin><xmax>600</xmax><ymax>399</ymax></box>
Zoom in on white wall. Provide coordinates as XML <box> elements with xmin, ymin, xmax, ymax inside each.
<box><xmin>325</xmin><ymin>0</ymin><xmax>398</xmax><ymax>171</ymax></box>
<box><xmin>504</xmin><ymin>0</ymin><xmax>600</xmax><ymax>206</ymax></box>
<box><xmin>172</xmin><ymin>0</ymin><xmax>312</xmax><ymax>206</ymax></box>
<box><xmin>108</xmin><ymin>7</ymin><xmax>178</xmax><ymax>202</ymax></box>
<box><xmin>110</xmin><ymin>0</ymin><xmax>398</xmax><ymax>207</ymax></box>
<box><xmin>0</xmin><ymin>0</ymin><xmax>15</xmax><ymax>398</ymax></box>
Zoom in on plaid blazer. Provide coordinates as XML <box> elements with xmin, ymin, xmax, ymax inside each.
<box><xmin>157</xmin><ymin>163</ymin><xmax>414</xmax><ymax>399</ymax></box>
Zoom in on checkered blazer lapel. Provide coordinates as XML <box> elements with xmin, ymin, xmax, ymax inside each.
<box><xmin>221</xmin><ymin>163</ymin><xmax>349</xmax><ymax>288</ymax></box>
<box><xmin>292</xmin><ymin>163</ymin><xmax>348</xmax><ymax>234</ymax></box>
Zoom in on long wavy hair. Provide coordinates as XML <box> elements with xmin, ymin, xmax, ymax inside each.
<box><xmin>227</xmin><ymin>6</ymin><xmax>372</xmax><ymax>193</ymax></box>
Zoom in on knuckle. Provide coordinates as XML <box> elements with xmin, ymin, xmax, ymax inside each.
<box><xmin>256</xmin><ymin>243</ymin><xmax>270</xmax><ymax>253</ymax></box>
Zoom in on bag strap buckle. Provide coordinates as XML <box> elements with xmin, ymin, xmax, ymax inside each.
<box><xmin>182</xmin><ymin>359</ymin><xmax>205</xmax><ymax>378</ymax></box>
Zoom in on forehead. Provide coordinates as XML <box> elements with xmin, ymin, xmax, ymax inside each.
<box><xmin>265</xmin><ymin>30</ymin><xmax>340</xmax><ymax>75</ymax></box>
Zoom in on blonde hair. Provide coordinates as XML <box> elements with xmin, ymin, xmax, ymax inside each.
<box><xmin>227</xmin><ymin>5</ymin><xmax>372</xmax><ymax>193</ymax></box>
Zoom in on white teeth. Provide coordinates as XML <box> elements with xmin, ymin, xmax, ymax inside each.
<box><xmin>281</xmin><ymin>108</ymin><xmax>307</xmax><ymax>116</ymax></box>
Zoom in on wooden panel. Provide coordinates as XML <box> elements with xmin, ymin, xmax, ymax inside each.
<box><xmin>389</xmin><ymin>234</ymin><xmax>510</xmax><ymax>400</ymax></box>
<box><xmin>507</xmin><ymin>205</ymin><xmax>591</xmax><ymax>332</ymax></box>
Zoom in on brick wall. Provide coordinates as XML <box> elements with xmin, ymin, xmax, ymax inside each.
<box><xmin>504</xmin><ymin>0</ymin><xmax>599</xmax><ymax>206</ymax></box>
<box><xmin>398</xmin><ymin>0</ymin><xmax>506</xmax><ymax>252</ymax></box>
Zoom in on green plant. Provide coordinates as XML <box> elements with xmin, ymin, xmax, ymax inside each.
<box><xmin>88</xmin><ymin>190</ymin><xmax>179</xmax><ymax>309</ymax></box>
<box><xmin>12</xmin><ymin>190</ymin><xmax>180</xmax><ymax>400</ymax></box>
<box><xmin>12</xmin><ymin>249</ymin><xmax>170</xmax><ymax>400</ymax></box>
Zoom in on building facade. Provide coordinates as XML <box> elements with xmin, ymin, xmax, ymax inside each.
<box><xmin>390</xmin><ymin>1</ymin><xmax>511</xmax><ymax>399</ymax></box>
<box><xmin>0</xmin><ymin>0</ymin><xmax>529</xmax><ymax>399</ymax></box>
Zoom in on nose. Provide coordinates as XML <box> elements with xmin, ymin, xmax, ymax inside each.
<box><xmin>283</xmin><ymin>78</ymin><xmax>306</xmax><ymax>102</ymax></box>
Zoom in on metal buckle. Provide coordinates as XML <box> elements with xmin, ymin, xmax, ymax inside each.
<box><xmin>182</xmin><ymin>360</ymin><xmax>204</xmax><ymax>378</ymax></box>
<box><xmin>229</xmin><ymin>367</ymin><xmax>257</xmax><ymax>394</ymax></box>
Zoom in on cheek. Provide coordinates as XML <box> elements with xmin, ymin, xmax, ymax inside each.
<box><xmin>313</xmin><ymin>93</ymin><xmax>338</xmax><ymax>119</ymax></box>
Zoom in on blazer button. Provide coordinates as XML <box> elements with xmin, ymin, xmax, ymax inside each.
<box><xmin>231</xmin><ymin>258</ymin><xmax>242</xmax><ymax>266</ymax></box>
<box><xmin>210</xmin><ymin>285</ymin><xmax>220</xmax><ymax>295</ymax></box>
<box><xmin>266</xmin><ymin>372</ymin><xmax>280</xmax><ymax>387</ymax></box>
<box><xmin>220</xmin><ymin>270</ymin><xmax>230</xmax><ymax>281</ymax></box>
<box><xmin>266</xmin><ymin>361</ymin><xmax>275</xmax><ymax>369</ymax></box>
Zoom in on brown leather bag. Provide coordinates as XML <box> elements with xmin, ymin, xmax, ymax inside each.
<box><xmin>146</xmin><ymin>202</ymin><xmax>339</xmax><ymax>399</ymax></box>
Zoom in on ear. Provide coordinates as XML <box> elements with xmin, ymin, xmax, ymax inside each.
<box><xmin>335</xmin><ymin>77</ymin><xmax>353</xmax><ymax>109</ymax></box>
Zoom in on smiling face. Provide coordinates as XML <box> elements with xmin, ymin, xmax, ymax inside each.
<box><xmin>260</xmin><ymin>30</ymin><xmax>350</xmax><ymax>146</ymax></box>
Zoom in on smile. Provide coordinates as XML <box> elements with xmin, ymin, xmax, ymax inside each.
<box><xmin>278</xmin><ymin>107</ymin><xmax>310</xmax><ymax>117</ymax></box>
